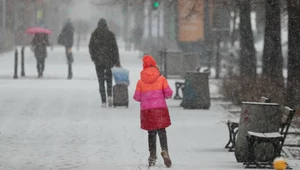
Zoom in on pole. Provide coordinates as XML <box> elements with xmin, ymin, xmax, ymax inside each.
<box><xmin>204</xmin><ymin>0</ymin><xmax>212</xmax><ymax>74</ymax></box>
<box><xmin>13</xmin><ymin>0</ymin><xmax>17</xmax><ymax>31</ymax></box>
<box><xmin>164</xmin><ymin>48</ymin><xmax>167</xmax><ymax>79</ymax></box>
<box><xmin>159</xmin><ymin>50</ymin><xmax>163</xmax><ymax>70</ymax></box>
<box><xmin>21</xmin><ymin>46</ymin><xmax>25</xmax><ymax>77</ymax></box>
<box><xmin>216</xmin><ymin>38</ymin><xmax>221</xmax><ymax>79</ymax></box>
<box><xmin>157</xmin><ymin>6</ymin><xmax>160</xmax><ymax>46</ymax></box>
<box><xmin>148</xmin><ymin>5</ymin><xmax>152</xmax><ymax>38</ymax></box>
<box><xmin>13</xmin><ymin>49</ymin><xmax>18</xmax><ymax>79</ymax></box>
<box><xmin>13</xmin><ymin>0</ymin><xmax>18</xmax><ymax>45</ymax></box>
<box><xmin>123</xmin><ymin>0</ymin><xmax>129</xmax><ymax>51</ymax></box>
<box><xmin>2</xmin><ymin>0</ymin><xmax>6</xmax><ymax>29</ymax></box>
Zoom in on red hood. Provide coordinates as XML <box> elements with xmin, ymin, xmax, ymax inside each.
<box><xmin>140</xmin><ymin>67</ymin><xmax>160</xmax><ymax>84</ymax></box>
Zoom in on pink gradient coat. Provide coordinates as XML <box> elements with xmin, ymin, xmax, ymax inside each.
<box><xmin>133</xmin><ymin>67</ymin><xmax>173</xmax><ymax>130</ymax></box>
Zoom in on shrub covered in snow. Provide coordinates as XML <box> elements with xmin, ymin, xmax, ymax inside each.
<box><xmin>220</xmin><ymin>75</ymin><xmax>285</xmax><ymax>105</ymax></box>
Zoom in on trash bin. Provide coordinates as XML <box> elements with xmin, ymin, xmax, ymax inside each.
<box><xmin>181</xmin><ymin>72</ymin><xmax>210</xmax><ymax>109</ymax></box>
<box><xmin>235</xmin><ymin>102</ymin><xmax>281</xmax><ymax>162</ymax></box>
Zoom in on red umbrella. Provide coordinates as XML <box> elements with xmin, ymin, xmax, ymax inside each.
<box><xmin>25</xmin><ymin>27</ymin><xmax>52</xmax><ymax>35</ymax></box>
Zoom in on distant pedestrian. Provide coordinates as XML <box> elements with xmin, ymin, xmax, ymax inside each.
<box><xmin>131</xmin><ymin>26</ymin><xmax>143</xmax><ymax>50</ymax></box>
<box><xmin>31</xmin><ymin>33</ymin><xmax>50</xmax><ymax>78</ymax></box>
<box><xmin>58</xmin><ymin>19</ymin><xmax>75</xmax><ymax>79</ymax></box>
<box><xmin>88</xmin><ymin>18</ymin><xmax>120</xmax><ymax>107</ymax></box>
<box><xmin>133</xmin><ymin>55</ymin><xmax>173</xmax><ymax>167</ymax></box>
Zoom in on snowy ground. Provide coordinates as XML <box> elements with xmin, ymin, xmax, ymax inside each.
<box><xmin>0</xmin><ymin>44</ymin><xmax>299</xmax><ymax>170</ymax></box>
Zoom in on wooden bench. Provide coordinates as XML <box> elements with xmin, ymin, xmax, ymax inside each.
<box><xmin>244</xmin><ymin>106</ymin><xmax>295</xmax><ymax>169</ymax></box>
<box><xmin>225</xmin><ymin>96</ymin><xmax>270</xmax><ymax>152</ymax></box>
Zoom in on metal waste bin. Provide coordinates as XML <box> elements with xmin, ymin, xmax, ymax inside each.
<box><xmin>181</xmin><ymin>72</ymin><xmax>210</xmax><ymax>109</ymax></box>
<box><xmin>235</xmin><ymin>102</ymin><xmax>281</xmax><ymax>162</ymax></box>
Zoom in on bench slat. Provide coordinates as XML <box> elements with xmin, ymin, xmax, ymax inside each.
<box><xmin>263</xmin><ymin>132</ymin><xmax>282</xmax><ymax>138</ymax></box>
<box><xmin>248</xmin><ymin>131</ymin><xmax>265</xmax><ymax>138</ymax></box>
<box><xmin>248</xmin><ymin>131</ymin><xmax>283</xmax><ymax>138</ymax></box>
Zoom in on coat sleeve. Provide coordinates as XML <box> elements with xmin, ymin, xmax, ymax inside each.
<box><xmin>162</xmin><ymin>77</ymin><xmax>173</xmax><ymax>99</ymax></box>
<box><xmin>68</xmin><ymin>25</ymin><xmax>75</xmax><ymax>48</ymax></box>
<box><xmin>88</xmin><ymin>33</ymin><xmax>96</xmax><ymax>62</ymax></box>
<box><xmin>133</xmin><ymin>81</ymin><xmax>141</xmax><ymax>102</ymax></box>
<box><xmin>111</xmin><ymin>33</ymin><xmax>120</xmax><ymax>66</ymax></box>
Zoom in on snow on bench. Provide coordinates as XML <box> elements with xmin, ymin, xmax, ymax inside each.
<box><xmin>248</xmin><ymin>131</ymin><xmax>283</xmax><ymax>138</ymax></box>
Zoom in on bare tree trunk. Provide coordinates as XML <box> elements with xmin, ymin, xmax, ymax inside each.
<box><xmin>234</xmin><ymin>0</ymin><xmax>257</xmax><ymax>103</ymax></box>
<box><xmin>255</xmin><ymin>3</ymin><xmax>265</xmax><ymax>41</ymax></box>
<box><xmin>262</xmin><ymin>0</ymin><xmax>282</xmax><ymax>79</ymax></box>
<box><xmin>238</xmin><ymin>0</ymin><xmax>257</xmax><ymax>78</ymax></box>
<box><xmin>286</xmin><ymin>0</ymin><xmax>300</xmax><ymax>107</ymax></box>
<box><xmin>231</xmin><ymin>4</ymin><xmax>238</xmax><ymax>48</ymax></box>
<box><xmin>261</xmin><ymin>0</ymin><xmax>284</xmax><ymax>103</ymax></box>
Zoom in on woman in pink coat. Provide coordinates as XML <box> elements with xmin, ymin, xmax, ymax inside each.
<box><xmin>133</xmin><ymin>55</ymin><xmax>173</xmax><ymax>167</ymax></box>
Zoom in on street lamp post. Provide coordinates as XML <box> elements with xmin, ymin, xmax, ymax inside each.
<box><xmin>157</xmin><ymin>3</ymin><xmax>160</xmax><ymax>46</ymax></box>
<box><xmin>148</xmin><ymin>2</ymin><xmax>152</xmax><ymax>38</ymax></box>
<box><xmin>2</xmin><ymin>0</ymin><xmax>6</xmax><ymax>29</ymax></box>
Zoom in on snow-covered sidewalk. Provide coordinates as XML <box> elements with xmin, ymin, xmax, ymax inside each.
<box><xmin>0</xmin><ymin>47</ymin><xmax>299</xmax><ymax>170</ymax></box>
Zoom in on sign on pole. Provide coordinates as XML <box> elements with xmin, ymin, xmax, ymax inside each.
<box><xmin>178</xmin><ymin>0</ymin><xmax>204</xmax><ymax>42</ymax></box>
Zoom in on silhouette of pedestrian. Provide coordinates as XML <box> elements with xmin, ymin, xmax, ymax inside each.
<box><xmin>89</xmin><ymin>18</ymin><xmax>120</xmax><ymax>107</ymax></box>
<box><xmin>31</xmin><ymin>33</ymin><xmax>50</xmax><ymax>78</ymax></box>
<box><xmin>58</xmin><ymin>19</ymin><xmax>75</xmax><ymax>79</ymax></box>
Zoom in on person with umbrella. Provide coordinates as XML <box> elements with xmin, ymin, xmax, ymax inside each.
<box><xmin>31</xmin><ymin>33</ymin><xmax>50</xmax><ymax>78</ymax></box>
<box><xmin>25</xmin><ymin>27</ymin><xmax>52</xmax><ymax>78</ymax></box>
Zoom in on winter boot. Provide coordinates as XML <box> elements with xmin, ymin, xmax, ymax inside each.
<box><xmin>38</xmin><ymin>70</ymin><xmax>43</xmax><ymax>78</ymax></box>
<box><xmin>67</xmin><ymin>63</ymin><xmax>73</xmax><ymax>79</ymax></box>
<box><xmin>38</xmin><ymin>73</ymin><xmax>42</xmax><ymax>78</ymax></box>
<box><xmin>161</xmin><ymin>150</ymin><xmax>172</xmax><ymax>167</ymax></box>
<box><xmin>101</xmin><ymin>103</ymin><xmax>106</xmax><ymax>108</ymax></box>
<box><xmin>107</xmin><ymin>96</ymin><xmax>113</xmax><ymax>107</ymax></box>
<box><xmin>67</xmin><ymin>74</ymin><xmax>73</xmax><ymax>80</ymax></box>
<box><xmin>148</xmin><ymin>150</ymin><xmax>157</xmax><ymax>166</ymax></box>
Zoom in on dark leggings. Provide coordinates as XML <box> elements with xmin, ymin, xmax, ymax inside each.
<box><xmin>65</xmin><ymin>47</ymin><xmax>73</xmax><ymax>77</ymax></box>
<box><xmin>95</xmin><ymin>65</ymin><xmax>112</xmax><ymax>103</ymax></box>
<box><xmin>36</xmin><ymin>57</ymin><xmax>45</xmax><ymax>75</ymax></box>
<box><xmin>148</xmin><ymin>128</ymin><xmax>168</xmax><ymax>152</ymax></box>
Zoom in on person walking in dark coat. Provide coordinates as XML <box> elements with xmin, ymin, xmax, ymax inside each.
<box><xmin>89</xmin><ymin>18</ymin><xmax>120</xmax><ymax>107</ymax></box>
<box><xmin>31</xmin><ymin>33</ymin><xmax>50</xmax><ymax>78</ymax></box>
<box><xmin>58</xmin><ymin>19</ymin><xmax>75</xmax><ymax>79</ymax></box>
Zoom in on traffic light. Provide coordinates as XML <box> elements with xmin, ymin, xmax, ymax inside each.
<box><xmin>151</xmin><ymin>0</ymin><xmax>160</xmax><ymax>10</ymax></box>
<box><xmin>122</xmin><ymin>0</ymin><xmax>128</xmax><ymax>14</ymax></box>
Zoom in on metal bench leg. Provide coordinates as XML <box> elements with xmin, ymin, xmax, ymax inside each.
<box><xmin>174</xmin><ymin>83</ymin><xmax>185</xmax><ymax>100</ymax></box>
<box><xmin>173</xmin><ymin>89</ymin><xmax>181</xmax><ymax>99</ymax></box>
<box><xmin>229</xmin><ymin>129</ymin><xmax>238</xmax><ymax>152</ymax></box>
<box><xmin>244</xmin><ymin>136</ymin><xmax>256</xmax><ymax>168</ymax></box>
<box><xmin>173</xmin><ymin>84</ymin><xmax>182</xmax><ymax>99</ymax></box>
<box><xmin>225</xmin><ymin>122</ymin><xmax>233</xmax><ymax>149</ymax></box>
<box><xmin>273</xmin><ymin>141</ymin><xmax>282</xmax><ymax>158</ymax></box>
<box><xmin>249</xmin><ymin>138</ymin><xmax>256</xmax><ymax>162</ymax></box>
